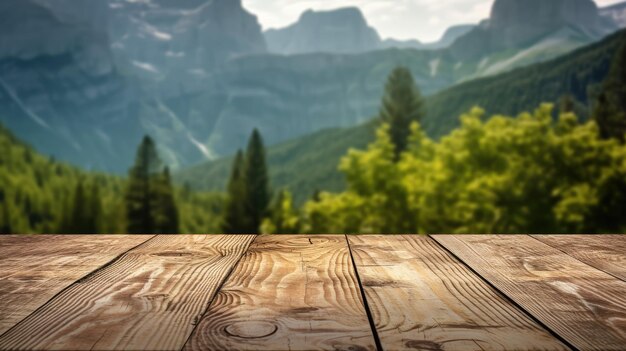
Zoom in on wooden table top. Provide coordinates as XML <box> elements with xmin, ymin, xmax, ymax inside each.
<box><xmin>0</xmin><ymin>235</ymin><xmax>623</xmax><ymax>351</ymax></box>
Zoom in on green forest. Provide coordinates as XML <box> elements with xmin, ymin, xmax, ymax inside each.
<box><xmin>1</xmin><ymin>34</ymin><xmax>626</xmax><ymax>235</ymax></box>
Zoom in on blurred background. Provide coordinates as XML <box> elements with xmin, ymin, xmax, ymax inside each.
<box><xmin>1</xmin><ymin>0</ymin><xmax>625</xmax><ymax>234</ymax></box>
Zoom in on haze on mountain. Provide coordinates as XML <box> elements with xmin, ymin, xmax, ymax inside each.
<box><xmin>0</xmin><ymin>0</ymin><xmax>623</xmax><ymax>175</ymax></box>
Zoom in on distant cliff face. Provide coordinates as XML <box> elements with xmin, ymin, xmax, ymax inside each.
<box><xmin>108</xmin><ymin>0</ymin><xmax>267</xmax><ymax>96</ymax></box>
<box><xmin>265</xmin><ymin>8</ymin><xmax>381</xmax><ymax>55</ymax></box>
<box><xmin>451</xmin><ymin>0</ymin><xmax>615</xmax><ymax>59</ymax></box>
<box><xmin>600</xmin><ymin>2</ymin><xmax>626</xmax><ymax>28</ymax></box>
<box><xmin>0</xmin><ymin>0</ymin><xmax>136</xmax><ymax>171</ymax></box>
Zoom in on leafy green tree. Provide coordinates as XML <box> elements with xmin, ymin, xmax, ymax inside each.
<box><xmin>379</xmin><ymin>67</ymin><xmax>425</xmax><ymax>159</ymax></box>
<box><xmin>242</xmin><ymin>129</ymin><xmax>271</xmax><ymax>234</ymax></box>
<box><xmin>262</xmin><ymin>190</ymin><xmax>300</xmax><ymax>234</ymax></box>
<box><xmin>221</xmin><ymin>150</ymin><xmax>247</xmax><ymax>234</ymax></box>
<box><xmin>305</xmin><ymin>105</ymin><xmax>626</xmax><ymax>234</ymax></box>
<box><xmin>594</xmin><ymin>41</ymin><xmax>626</xmax><ymax>141</ymax></box>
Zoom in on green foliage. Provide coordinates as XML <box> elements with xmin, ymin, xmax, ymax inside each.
<box><xmin>180</xmin><ymin>31</ymin><xmax>626</xmax><ymax>202</ymax></box>
<box><xmin>262</xmin><ymin>190</ymin><xmax>301</xmax><ymax>234</ymax></box>
<box><xmin>0</xmin><ymin>126</ymin><xmax>220</xmax><ymax>234</ymax></box>
<box><xmin>125</xmin><ymin>136</ymin><xmax>180</xmax><ymax>234</ymax></box>
<box><xmin>380</xmin><ymin>67</ymin><xmax>425</xmax><ymax>158</ymax></box>
<box><xmin>303</xmin><ymin>105</ymin><xmax>626</xmax><ymax>234</ymax></box>
<box><xmin>593</xmin><ymin>40</ymin><xmax>626</xmax><ymax>141</ymax></box>
<box><xmin>242</xmin><ymin>129</ymin><xmax>271</xmax><ymax>234</ymax></box>
<box><xmin>58</xmin><ymin>180</ymin><xmax>102</xmax><ymax>234</ymax></box>
<box><xmin>221</xmin><ymin>150</ymin><xmax>247</xmax><ymax>234</ymax></box>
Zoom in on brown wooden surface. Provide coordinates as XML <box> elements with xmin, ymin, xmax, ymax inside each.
<box><xmin>433</xmin><ymin>235</ymin><xmax>626</xmax><ymax>351</ymax></box>
<box><xmin>349</xmin><ymin>235</ymin><xmax>569</xmax><ymax>351</ymax></box>
<box><xmin>0</xmin><ymin>235</ymin><xmax>624</xmax><ymax>351</ymax></box>
<box><xmin>533</xmin><ymin>235</ymin><xmax>626</xmax><ymax>281</ymax></box>
<box><xmin>0</xmin><ymin>235</ymin><xmax>255</xmax><ymax>351</ymax></box>
<box><xmin>184</xmin><ymin>235</ymin><xmax>377</xmax><ymax>351</ymax></box>
<box><xmin>0</xmin><ymin>235</ymin><xmax>153</xmax><ymax>335</ymax></box>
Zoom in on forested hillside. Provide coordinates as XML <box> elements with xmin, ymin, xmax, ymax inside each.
<box><xmin>0</xmin><ymin>124</ymin><xmax>222</xmax><ymax>234</ymax></box>
<box><xmin>178</xmin><ymin>30</ymin><xmax>626</xmax><ymax>203</ymax></box>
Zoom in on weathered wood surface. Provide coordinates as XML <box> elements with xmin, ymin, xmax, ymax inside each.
<box><xmin>184</xmin><ymin>235</ymin><xmax>376</xmax><ymax>351</ymax></box>
<box><xmin>0</xmin><ymin>235</ymin><xmax>255</xmax><ymax>351</ymax></box>
<box><xmin>433</xmin><ymin>235</ymin><xmax>626</xmax><ymax>351</ymax></box>
<box><xmin>349</xmin><ymin>235</ymin><xmax>569</xmax><ymax>351</ymax></box>
<box><xmin>533</xmin><ymin>235</ymin><xmax>626</xmax><ymax>281</ymax></box>
<box><xmin>0</xmin><ymin>235</ymin><xmax>152</xmax><ymax>335</ymax></box>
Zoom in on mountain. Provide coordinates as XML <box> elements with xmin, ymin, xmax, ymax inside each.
<box><xmin>379</xmin><ymin>25</ymin><xmax>475</xmax><ymax>51</ymax></box>
<box><xmin>0</xmin><ymin>0</ymin><xmax>269</xmax><ymax>172</ymax></box>
<box><xmin>601</xmin><ymin>1</ymin><xmax>626</xmax><ymax>28</ymax></box>
<box><xmin>2</xmin><ymin>0</ymin><xmax>621</xmax><ymax>173</ymax></box>
<box><xmin>451</xmin><ymin>0</ymin><xmax>615</xmax><ymax>61</ymax></box>
<box><xmin>108</xmin><ymin>0</ymin><xmax>267</xmax><ymax>95</ymax></box>
<box><xmin>264</xmin><ymin>8</ymin><xmax>381</xmax><ymax>55</ymax></box>
<box><xmin>0</xmin><ymin>0</ymin><xmax>137</xmax><ymax>171</ymax></box>
<box><xmin>177</xmin><ymin>30</ymin><xmax>626</xmax><ymax>204</ymax></box>
<box><xmin>265</xmin><ymin>7</ymin><xmax>473</xmax><ymax>54</ymax></box>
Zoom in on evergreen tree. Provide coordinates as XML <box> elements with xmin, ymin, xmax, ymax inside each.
<box><xmin>242</xmin><ymin>129</ymin><xmax>271</xmax><ymax>234</ymax></box>
<box><xmin>154</xmin><ymin>167</ymin><xmax>179</xmax><ymax>234</ymax></box>
<box><xmin>68</xmin><ymin>181</ymin><xmax>87</xmax><ymax>233</ymax></box>
<box><xmin>594</xmin><ymin>42</ymin><xmax>626</xmax><ymax>141</ymax></box>
<box><xmin>0</xmin><ymin>201</ymin><xmax>12</xmax><ymax>234</ymax></box>
<box><xmin>379</xmin><ymin>67</ymin><xmax>425</xmax><ymax>159</ymax></box>
<box><xmin>221</xmin><ymin>150</ymin><xmax>247</xmax><ymax>234</ymax></box>
<box><xmin>60</xmin><ymin>180</ymin><xmax>101</xmax><ymax>234</ymax></box>
<box><xmin>125</xmin><ymin>136</ymin><xmax>161</xmax><ymax>234</ymax></box>
<box><xmin>87</xmin><ymin>182</ymin><xmax>103</xmax><ymax>233</ymax></box>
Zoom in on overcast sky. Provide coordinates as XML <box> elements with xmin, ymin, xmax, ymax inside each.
<box><xmin>242</xmin><ymin>0</ymin><xmax>624</xmax><ymax>42</ymax></box>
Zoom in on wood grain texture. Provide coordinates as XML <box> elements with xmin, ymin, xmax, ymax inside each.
<box><xmin>532</xmin><ymin>235</ymin><xmax>626</xmax><ymax>281</ymax></box>
<box><xmin>0</xmin><ymin>235</ymin><xmax>255</xmax><ymax>351</ymax></box>
<box><xmin>433</xmin><ymin>235</ymin><xmax>626</xmax><ymax>351</ymax></box>
<box><xmin>184</xmin><ymin>235</ymin><xmax>376</xmax><ymax>351</ymax></box>
<box><xmin>349</xmin><ymin>235</ymin><xmax>569</xmax><ymax>351</ymax></box>
<box><xmin>0</xmin><ymin>235</ymin><xmax>152</xmax><ymax>335</ymax></box>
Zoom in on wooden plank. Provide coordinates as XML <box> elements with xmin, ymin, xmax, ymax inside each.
<box><xmin>533</xmin><ymin>235</ymin><xmax>626</xmax><ymax>281</ymax></box>
<box><xmin>184</xmin><ymin>235</ymin><xmax>376</xmax><ymax>351</ymax></box>
<box><xmin>349</xmin><ymin>235</ymin><xmax>569</xmax><ymax>351</ymax></box>
<box><xmin>0</xmin><ymin>235</ymin><xmax>152</xmax><ymax>335</ymax></box>
<box><xmin>433</xmin><ymin>235</ymin><xmax>626</xmax><ymax>351</ymax></box>
<box><xmin>0</xmin><ymin>235</ymin><xmax>255</xmax><ymax>351</ymax></box>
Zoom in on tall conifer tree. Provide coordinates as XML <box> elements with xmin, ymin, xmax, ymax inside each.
<box><xmin>242</xmin><ymin>129</ymin><xmax>270</xmax><ymax>234</ymax></box>
<box><xmin>379</xmin><ymin>67</ymin><xmax>425</xmax><ymax>159</ymax></box>
<box><xmin>125</xmin><ymin>136</ymin><xmax>161</xmax><ymax>234</ymax></box>
<box><xmin>154</xmin><ymin>167</ymin><xmax>180</xmax><ymax>234</ymax></box>
<box><xmin>221</xmin><ymin>150</ymin><xmax>247</xmax><ymax>234</ymax></box>
<box><xmin>594</xmin><ymin>42</ymin><xmax>626</xmax><ymax>141</ymax></box>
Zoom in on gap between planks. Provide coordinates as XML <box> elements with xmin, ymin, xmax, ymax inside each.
<box><xmin>0</xmin><ymin>235</ymin><xmax>256</xmax><ymax>351</ymax></box>
<box><xmin>433</xmin><ymin>235</ymin><xmax>626</xmax><ymax>351</ymax></box>
<box><xmin>0</xmin><ymin>235</ymin><xmax>154</xmax><ymax>336</ymax></box>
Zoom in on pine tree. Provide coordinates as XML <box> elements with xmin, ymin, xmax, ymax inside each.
<box><xmin>68</xmin><ymin>181</ymin><xmax>88</xmax><ymax>233</ymax></box>
<box><xmin>61</xmin><ymin>180</ymin><xmax>101</xmax><ymax>234</ymax></box>
<box><xmin>154</xmin><ymin>167</ymin><xmax>179</xmax><ymax>234</ymax></box>
<box><xmin>0</xmin><ymin>201</ymin><xmax>12</xmax><ymax>234</ymax></box>
<box><xmin>242</xmin><ymin>129</ymin><xmax>270</xmax><ymax>234</ymax></box>
<box><xmin>87</xmin><ymin>182</ymin><xmax>102</xmax><ymax>234</ymax></box>
<box><xmin>594</xmin><ymin>42</ymin><xmax>626</xmax><ymax>141</ymax></box>
<box><xmin>379</xmin><ymin>67</ymin><xmax>425</xmax><ymax>159</ymax></box>
<box><xmin>125</xmin><ymin>136</ymin><xmax>161</xmax><ymax>234</ymax></box>
<box><xmin>221</xmin><ymin>150</ymin><xmax>247</xmax><ymax>234</ymax></box>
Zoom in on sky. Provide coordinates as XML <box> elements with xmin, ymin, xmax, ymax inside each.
<box><xmin>242</xmin><ymin>0</ymin><xmax>624</xmax><ymax>43</ymax></box>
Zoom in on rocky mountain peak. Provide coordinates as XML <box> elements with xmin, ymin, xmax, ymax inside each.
<box><xmin>264</xmin><ymin>7</ymin><xmax>381</xmax><ymax>55</ymax></box>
